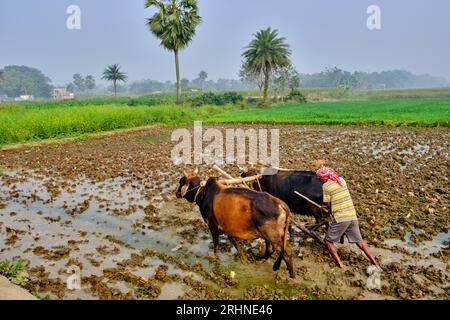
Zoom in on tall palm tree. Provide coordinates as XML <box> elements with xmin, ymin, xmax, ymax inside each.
<box><xmin>145</xmin><ymin>0</ymin><xmax>201</xmax><ymax>105</ymax></box>
<box><xmin>242</xmin><ymin>28</ymin><xmax>291</xmax><ymax>106</ymax></box>
<box><xmin>198</xmin><ymin>70</ymin><xmax>207</xmax><ymax>89</ymax></box>
<box><xmin>101</xmin><ymin>64</ymin><xmax>127</xmax><ymax>98</ymax></box>
<box><xmin>199</xmin><ymin>70</ymin><xmax>207</xmax><ymax>82</ymax></box>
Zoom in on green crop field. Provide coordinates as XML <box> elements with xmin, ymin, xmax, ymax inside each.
<box><xmin>1</xmin><ymin>88</ymin><xmax>449</xmax><ymax>146</ymax></box>
<box><xmin>0</xmin><ymin>103</ymin><xmax>229</xmax><ymax>146</ymax></box>
<box><xmin>238</xmin><ymin>87</ymin><xmax>450</xmax><ymax>101</ymax></box>
<box><xmin>210</xmin><ymin>99</ymin><xmax>450</xmax><ymax>126</ymax></box>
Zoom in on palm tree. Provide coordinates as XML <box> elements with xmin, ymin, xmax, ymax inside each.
<box><xmin>145</xmin><ymin>0</ymin><xmax>201</xmax><ymax>105</ymax></box>
<box><xmin>242</xmin><ymin>28</ymin><xmax>291</xmax><ymax>106</ymax></box>
<box><xmin>198</xmin><ymin>70</ymin><xmax>207</xmax><ymax>89</ymax></box>
<box><xmin>199</xmin><ymin>70</ymin><xmax>207</xmax><ymax>81</ymax></box>
<box><xmin>101</xmin><ymin>64</ymin><xmax>127</xmax><ymax>98</ymax></box>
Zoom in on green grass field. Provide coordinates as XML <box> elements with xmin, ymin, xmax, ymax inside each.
<box><xmin>0</xmin><ymin>103</ymin><xmax>230</xmax><ymax>145</ymax></box>
<box><xmin>211</xmin><ymin>99</ymin><xmax>450</xmax><ymax>126</ymax></box>
<box><xmin>299</xmin><ymin>87</ymin><xmax>450</xmax><ymax>101</ymax></box>
<box><xmin>1</xmin><ymin>88</ymin><xmax>449</xmax><ymax>146</ymax></box>
<box><xmin>235</xmin><ymin>87</ymin><xmax>450</xmax><ymax>101</ymax></box>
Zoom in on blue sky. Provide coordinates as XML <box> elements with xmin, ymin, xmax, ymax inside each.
<box><xmin>1</xmin><ymin>0</ymin><xmax>449</xmax><ymax>85</ymax></box>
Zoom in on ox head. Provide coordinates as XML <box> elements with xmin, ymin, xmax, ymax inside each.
<box><xmin>176</xmin><ymin>168</ymin><xmax>203</xmax><ymax>202</ymax></box>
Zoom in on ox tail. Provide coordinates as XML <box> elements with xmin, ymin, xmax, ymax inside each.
<box><xmin>273</xmin><ymin>203</ymin><xmax>291</xmax><ymax>271</ymax></box>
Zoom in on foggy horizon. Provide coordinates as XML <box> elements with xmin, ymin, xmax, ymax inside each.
<box><xmin>1</xmin><ymin>0</ymin><xmax>449</xmax><ymax>86</ymax></box>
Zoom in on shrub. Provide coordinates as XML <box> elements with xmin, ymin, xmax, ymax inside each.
<box><xmin>127</xmin><ymin>99</ymin><xmax>138</xmax><ymax>106</ymax></box>
<box><xmin>223</xmin><ymin>92</ymin><xmax>244</xmax><ymax>105</ymax></box>
<box><xmin>191</xmin><ymin>92</ymin><xmax>243</xmax><ymax>106</ymax></box>
<box><xmin>0</xmin><ymin>258</ymin><xmax>49</xmax><ymax>299</ymax></box>
<box><xmin>287</xmin><ymin>89</ymin><xmax>307</xmax><ymax>103</ymax></box>
<box><xmin>0</xmin><ymin>259</ymin><xmax>30</xmax><ymax>287</ymax></box>
<box><xmin>246</xmin><ymin>97</ymin><xmax>259</xmax><ymax>105</ymax></box>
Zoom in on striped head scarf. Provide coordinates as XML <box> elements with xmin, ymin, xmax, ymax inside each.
<box><xmin>316</xmin><ymin>167</ymin><xmax>343</xmax><ymax>186</ymax></box>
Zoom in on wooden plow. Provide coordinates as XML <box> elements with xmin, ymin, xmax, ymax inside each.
<box><xmin>213</xmin><ymin>165</ymin><xmax>261</xmax><ymax>189</ymax></box>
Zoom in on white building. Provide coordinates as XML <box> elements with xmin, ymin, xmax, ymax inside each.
<box><xmin>52</xmin><ymin>87</ymin><xmax>74</xmax><ymax>100</ymax></box>
<box><xmin>14</xmin><ymin>95</ymin><xmax>34</xmax><ymax>101</ymax></box>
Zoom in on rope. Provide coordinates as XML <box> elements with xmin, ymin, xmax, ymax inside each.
<box><xmin>256</xmin><ymin>176</ymin><xmax>262</xmax><ymax>192</ymax></box>
<box><xmin>238</xmin><ymin>177</ymin><xmax>251</xmax><ymax>189</ymax></box>
<box><xmin>183</xmin><ymin>184</ymin><xmax>202</xmax><ymax>200</ymax></box>
<box><xmin>193</xmin><ymin>185</ymin><xmax>204</xmax><ymax>202</ymax></box>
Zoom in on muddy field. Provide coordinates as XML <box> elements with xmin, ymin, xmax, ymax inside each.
<box><xmin>0</xmin><ymin>124</ymin><xmax>448</xmax><ymax>300</ymax></box>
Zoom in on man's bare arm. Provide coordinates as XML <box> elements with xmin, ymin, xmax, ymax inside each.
<box><xmin>322</xmin><ymin>202</ymin><xmax>331</xmax><ymax>213</ymax></box>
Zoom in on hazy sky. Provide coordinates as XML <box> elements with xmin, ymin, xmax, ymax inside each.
<box><xmin>1</xmin><ymin>0</ymin><xmax>449</xmax><ymax>86</ymax></box>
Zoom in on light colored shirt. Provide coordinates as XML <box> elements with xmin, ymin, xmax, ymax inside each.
<box><xmin>323</xmin><ymin>178</ymin><xmax>357</xmax><ymax>222</ymax></box>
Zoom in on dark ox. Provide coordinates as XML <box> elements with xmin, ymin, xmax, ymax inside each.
<box><xmin>241</xmin><ymin>168</ymin><xmax>325</xmax><ymax>223</ymax></box>
<box><xmin>176</xmin><ymin>171</ymin><xmax>295</xmax><ymax>278</ymax></box>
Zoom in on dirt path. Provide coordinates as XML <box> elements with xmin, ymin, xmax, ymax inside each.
<box><xmin>0</xmin><ymin>276</ymin><xmax>36</xmax><ymax>300</ymax></box>
<box><xmin>0</xmin><ymin>124</ymin><xmax>448</xmax><ymax>300</ymax></box>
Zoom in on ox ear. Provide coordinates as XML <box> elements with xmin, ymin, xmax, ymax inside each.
<box><xmin>183</xmin><ymin>171</ymin><xmax>188</xmax><ymax>177</ymax></box>
<box><xmin>180</xmin><ymin>184</ymin><xmax>189</xmax><ymax>197</ymax></box>
<box><xmin>194</xmin><ymin>167</ymin><xmax>199</xmax><ymax>175</ymax></box>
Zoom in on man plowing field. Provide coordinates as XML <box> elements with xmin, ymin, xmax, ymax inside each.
<box><xmin>316</xmin><ymin>167</ymin><xmax>378</xmax><ymax>268</ymax></box>
<box><xmin>216</xmin><ymin>164</ymin><xmax>379</xmax><ymax>269</ymax></box>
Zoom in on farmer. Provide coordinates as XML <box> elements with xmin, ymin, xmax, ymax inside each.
<box><xmin>316</xmin><ymin>167</ymin><xmax>378</xmax><ymax>268</ymax></box>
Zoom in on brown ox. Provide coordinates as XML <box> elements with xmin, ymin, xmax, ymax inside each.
<box><xmin>176</xmin><ymin>171</ymin><xmax>295</xmax><ymax>278</ymax></box>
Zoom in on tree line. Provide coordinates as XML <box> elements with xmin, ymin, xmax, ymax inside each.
<box><xmin>301</xmin><ymin>67</ymin><xmax>448</xmax><ymax>90</ymax></box>
<box><xmin>1</xmin><ymin>64</ymin><xmax>447</xmax><ymax>100</ymax></box>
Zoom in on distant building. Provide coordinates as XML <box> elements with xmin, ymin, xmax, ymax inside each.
<box><xmin>0</xmin><ymin>94</ymin><xmax>9</xmax><ymax>102</ymax></box>
<box><xmin>52</xmin><ymin>87</ymin><xmax>74</xmax><ymax>100</ymax></box>
<box><xmin>15</xmin><ymin>95</ymin><xmax>34</xmax><ymax>101</ymax></box>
